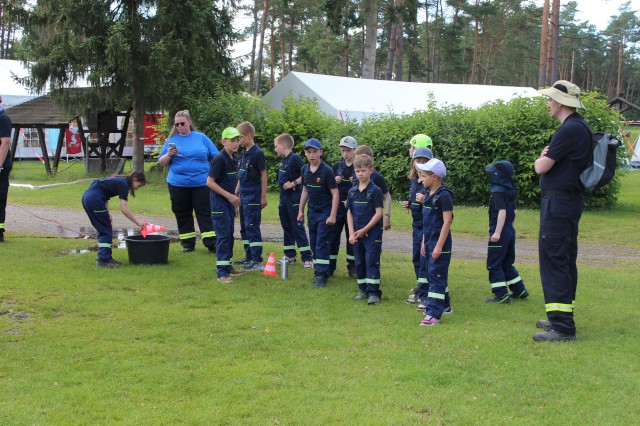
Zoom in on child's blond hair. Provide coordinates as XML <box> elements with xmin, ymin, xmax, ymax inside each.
<box><xmin>275</xmin><ymin>133</ymin><xmax>295</xmax><ymax>149</ymax></box>
<box><xmin>354</xmin><ymin>154</ymin><xmax>374</xmax><ymax>169</ymax></box>
<box><xmin>354</xmin><ymin>145</ymin><xmax>374</xmax><ymax>158</ymax></box>
<box><xmin>237</xmin><ymin>121</ymin><xmax>255</xmax><ymax>136</ymax></box>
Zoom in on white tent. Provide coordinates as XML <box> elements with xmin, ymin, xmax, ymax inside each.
<box><xmin>262</xmin><ymin>71</ymin><xmax>541</xmax><ymax>121</ymax></box>
<box><xmin>0</xmin><ymin>59</ymin><xmax>38</xmax><ymax>108</ymax></box>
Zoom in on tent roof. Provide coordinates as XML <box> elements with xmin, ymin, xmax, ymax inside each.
<box><xmin>7</xmin><ymin>95</ymin><xmax>73</xmax><ymax>128</ymax></box>
<box><xmin>262</xmin><ymin>72</ymin><xmax>541</xmax><ymax>121</ymax></box>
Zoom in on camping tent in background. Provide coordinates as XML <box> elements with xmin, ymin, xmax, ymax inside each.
<box><xmin>261</xmin><ymin>72</ymin><xmax>541</xmax><ymax>122</ymax></box>
<box><xmin>631</xmin><ymin>135</ymin><xmax>640</xmax><ymax>168</ymax></box>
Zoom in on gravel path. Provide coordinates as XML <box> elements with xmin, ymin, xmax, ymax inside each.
<box><xmin>5</xmin><ymin>203</ymin><xmax>638</xmax><ymax>266</ymax></box>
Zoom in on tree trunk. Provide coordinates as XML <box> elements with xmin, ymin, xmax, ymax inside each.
<box><xmin>394</xmin><ymin>0</ymin><xmax>404</xmax><ymax>81</ymax></box>
<box><xmin>538</xmin><ymin>0</ymin><xmax>549</xmax><ymax>87</ymax></box>
<box><xmin>280</xmin><ymin>17</ymin><xmax>286</xmax><ymax>78</ymax></box>
<box><xmin>470</xmin><ymin>0</ymin><xmax>479</xmax><ymax>84</ymax></box>
<box><xmin>132</xmin><ymin>99</ymin><xmax>145</xmax><ymax>173</ymax></box>
<box><xmin>255</xmin><ymin>0</ymin><xmax>269</xmax><ymax>94</ymax></box>
<box><xmin>425</xmin><ymin>2</ymin><xmax>431</xmax><ymax>82</ymax></box>
<box><xmin>249</xmin><ymin>0</ymin><xmax>259</xmax><ymax>91</ymax></box>
<box><xmin>269</xmin><ymin>18</ymin><xmax>275</xmax><ymax>89</ymax></box>
<box><xmin>616</xmin><ymin>32</ymin><xmax>624</xmax><ymax>97</ymax></box>
<box><xmin>547</xmin><ymin>0</ymin><xmax>559</xmax><ymax>84</ymax></box>
<box><xmin>385</xmin><ymin>19</ymin><xmax>397</xmax><ymax>80</ymax></box>
<box><xmin>361</xmin><ymin>0</ymin><xmax>377</xmax><ymax>79</ymax></box>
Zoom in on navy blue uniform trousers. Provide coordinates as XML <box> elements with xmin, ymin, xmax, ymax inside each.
<box><xmin>212</xmin><ymin>203</ymin><xmax>235</xmax><ymax>278</ymax></box>
<box><xmin>82</xmin><ymin>186</ymin><xmax>113</xmax><ymax>263</ymax></box>
<box><xmin>487</xmin><ymin>224</ymin><xmax>525</xmax><ymax>297</ymax></box>
<box><xmin>279</xmin><ymin>203</ymin><xmax>313</xmax><ymax>262</ymax></box>
<box><xmin>307</xmin><ymin>209</ymin><xmax>332</xmax><ymax>277</ymax></box>
<box><xmin>539</xmin><ymin>193</ymin><xmax>583</xmax><ymax>336</ymax></box>
<box><xmin>353</xmin><ymin>229</ymin><xmax>382</xmax><ymax>297</ymax></box>
<box><xmin>239</xmin><ymin>203</ymin><xmax>263</xmax><ymax>263</ymax></box>
<box><xmin>0</xmin><ymin>164</ymin><xmax>11</xmax><ymax>237</ymax></box>
<box><xmin>330</xmin><ymin>203</ymin><xmax>354</xmax><ymax>273</ymax></box>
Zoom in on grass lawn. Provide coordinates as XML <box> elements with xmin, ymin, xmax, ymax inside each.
<box><xmin>1</xmin><ymin>238</ymin><xmax>638</xmax><ymax>424</ymax></box>
<box><xmin>1</xmin><ymin>162</ymin><xmax>639</xmax><ymax>423</ymax></box>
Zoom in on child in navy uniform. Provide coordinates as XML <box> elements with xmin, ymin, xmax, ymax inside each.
<box><xmin>402</xmin><ymin>146</ymin><xmax>433</xmax><ymax>304</ymax></box>
<box><xmin>416</xmin><ymin>159</ymin><xmax>454</xmax><ymax>326</ymax></box>
<box><xmin>82</xmin><ymin>171</ymin><xmax>147</xmax><ymax>268</ymax></box>
<box><xmin>207</xmin><ymin>127</ymin><xmax>244</xmax><ymax>283</ymax></box>
<box><xmin>236</xmin><ymin>122</ymin><xmax>267</xmax><ymax>271</ymax></box>
<box><xmin>352</xmin><ymin>145</ymin><xmax>392</xmax><ymax>230</ymax></box>
<box><xmin>347</xmin><ymin>154</ymin><xmax>384</xmax><ymax>304</ymax></box>
<box><xmin>297</xmin><ymin>138</ymin><xmax>339</xmax><ymax>288</ymax></box>
<box><xmin>274</xmin><ymin>133</ymin><xmax>313</xmax><ymax>267</ymax></box>
<box><xmin>485</xmin><ymin>160</ymin><xmax>529</xmax><ymax>303</ymax></box>
<box><xmin>330</xmin><ymin>136</ymin><xmax>358</xmax><ymax>278</ymax></box>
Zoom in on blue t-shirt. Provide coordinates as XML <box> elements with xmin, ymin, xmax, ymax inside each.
<box><xmin>352</xmin><ymin>169</ymin><xmax>389</xmax><ymax>195</ymax></box>
<box><xmin>0</xmin><ymin>111</ymin><xmax>13</xmax><ymax>168</ymax></box>
<box><xmin>422</xmin><ymin>185</ymin><xmax>454</xmax><ymax>234</ymax></box>
<box><xmin>408</xmin><ymin>178</ymin><xmax>426</xmax><ymax>223</ymax></box>
<box><xmin>539</xmin><ymin>113</ymin><xmax>591</xmax><ymax>193</ymax></box>
<box><xmin>208</xmin><ymin>150</ymin><xmax>238</xmax><ymax>212</ymax></box>
<box><xmin>160</xmin><ymin>131</ymin><xmax>218</xmax><ymax>187</ymax></box>
<box><xmin>346</xmin><ymin>181</ymin><xmax>383</xmax><ymax>232</ymax></box>
<box><xmin>238</xmin><ymin>144</ymin><xmax>267</xmax><ymax>203</ymax></box>
<box><xmin>488</xmin><ymin>192</ymin><xmax>516</xmax><ymax>230</ymax></box>
<box><xmin>277</xmin><ymin>152</ymin><xmax>305</xmax><ymax>206</ymax></box>
<box><xmin>302</xmin><ymin>161</ymin><xmax>337</xmax><ymax>214</ymax></box>
<box><xmin>333</xmin><ymin>160</ymin><xmax>355</xmax><ymax>201</ymax></box>
<box><xmin>89</xmin><ymin>176</ymin><xmax>130</xmax><ymax>203</ymax></box>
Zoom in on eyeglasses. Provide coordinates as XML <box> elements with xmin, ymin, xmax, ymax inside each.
<box><xmin>175</xmin><ymin>122</ymin><xmax>188</xmax><ymax>127</ymax></box>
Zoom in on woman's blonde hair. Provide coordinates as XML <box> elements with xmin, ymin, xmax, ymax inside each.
<box><xmin>408</xmin><ymin>157</ymin><xmax>428</xmax><ymax>180</ymax></box>
<box><xmin>167</xmin><ymin>110</ymin><xmax>195</xmax><ymax>139</ymax></box>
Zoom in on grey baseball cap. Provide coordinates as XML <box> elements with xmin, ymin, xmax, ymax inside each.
<box><xmin>339</xmin><ymin>136</ymin><xmax>357</xmax><ymax>149</ymax></box>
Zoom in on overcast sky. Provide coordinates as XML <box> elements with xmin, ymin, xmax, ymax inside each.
<box><xmin>534</xmin><ymin>0</ymin><xmax>640</xmax><ymax>30</ymax></box>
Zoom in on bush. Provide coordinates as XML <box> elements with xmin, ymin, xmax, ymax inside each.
<box><xmin>188</xmin><ymin>89</ymin><xmax>622</xmax><ymax>209</ymax></box>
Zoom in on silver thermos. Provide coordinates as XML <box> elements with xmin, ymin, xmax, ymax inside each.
<box><xmin>280</xmin><ymin>257</ymin><xmax>289</xmax><ymax>280</ymax></box>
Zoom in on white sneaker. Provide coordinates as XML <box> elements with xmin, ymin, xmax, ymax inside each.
<box><xmin>417</xmin><ymin>301</ymin><xmax>426</xmax><ymax>311</ymax></box>
<box><xmin>405</xmin><ymin>293</ymin><xmax>418</xmax><ymax>304</ymax></box>
<box><xmin>303</xmin><ymin>260</ymin><xmax>314</xmax><ymax>268</ymax></box>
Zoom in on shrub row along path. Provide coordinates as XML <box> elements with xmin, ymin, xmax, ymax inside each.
<box><xmin>6</xmin><ymin>203</ymin><xmax>638</xmax><ymax>267</ymax></box>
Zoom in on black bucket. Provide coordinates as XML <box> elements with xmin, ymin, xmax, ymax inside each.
<box><xmin>125</xmin><ymin>235</ymin><xmax>171</xmax><ymax>265</ymax></box>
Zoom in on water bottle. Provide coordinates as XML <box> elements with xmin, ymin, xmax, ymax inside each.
<box><xmin>280</xmin><ymin>257</ymin><xmax>289</xmax><ymax>280</ymax></box>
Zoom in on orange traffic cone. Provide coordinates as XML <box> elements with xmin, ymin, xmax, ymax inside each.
<box><xmin>263</xmin><ymin>252</ymin><xmax>277</xmax><ymax>277</ymax></box>
<box><xmin>141</xmin><ymin>223</ymin><xmax>166</xmax><ymax>238</ymax></box>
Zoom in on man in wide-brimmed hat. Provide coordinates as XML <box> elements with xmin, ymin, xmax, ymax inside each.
<box><xmin>532</xmin><ymin>80</ymin><xmax>592</xmax><ymax>342</ymax></box>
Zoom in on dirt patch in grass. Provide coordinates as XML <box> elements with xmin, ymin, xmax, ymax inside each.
<box><xmin>6</xmin><ymin>204</ymin><xmax>638</xmax><ymax>266</ymax></box>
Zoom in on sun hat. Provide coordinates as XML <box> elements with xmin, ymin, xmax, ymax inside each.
<box><xmin>339</xmin><ymin>136</ymin><xmax>357</xmax><ymax>149</ymax></box>
<box><xmin>221</xmin><ymin>127</ymin><xmax>241</xmax><ymax>140</ymax></box>
<box><xmin>538</xmin><ymin>80</ymin><xmax>586</xmax><ymax>109</ymax></box>
<box><xmin>415</xmin><ymin>158</ymin><xmax>446</xmax><ymax>178</ymax></box>
<box><xmin>304</xmin><ymin>138</ymin><xmax>323</xmax><ymax>150</ymax></box>
<box><xmin>485</xmin><ymin>160</ymin><xmax>514</xmax><ymax>179</ymax></box>
<box><xmin>412</xmin><ymin>147</ymin><xmax>433</xmax><ymax>160</ymax></box>
<box><xmin>405</xmin><ymin>134</ymin><xmax>433</xmax><ymax>148</ymax></box>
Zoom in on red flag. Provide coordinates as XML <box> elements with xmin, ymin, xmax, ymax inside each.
<box><xmin>65</xmin><ymin>129</ymin><xmax>82</xmax><ymax>154</ymax></box>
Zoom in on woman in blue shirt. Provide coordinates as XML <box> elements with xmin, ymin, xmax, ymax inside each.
<box><xmin>158</xmin><ymin>110</ymin><xmax>219</xmax><ymax>253</ymax></box>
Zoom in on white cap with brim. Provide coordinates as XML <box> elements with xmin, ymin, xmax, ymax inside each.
<box><xmin>415</xmin><ymin>158</ymin><xmax>446</xmax><ymax>178</ymax></box>
<box><xmin>538</xmin><ymin>80</ymin><xmax>586</xmax><ymax>109</ymax></box>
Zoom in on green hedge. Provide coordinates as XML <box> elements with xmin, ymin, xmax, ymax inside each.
<box><xmin>189</xmin><ymin>91</ymin><xmax>623</xmax><ymax>209</ymax></box>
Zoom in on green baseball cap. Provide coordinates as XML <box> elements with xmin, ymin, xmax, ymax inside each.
<box><xmin>221</xmin><ymin>127</ymin><xmax>241</xmax><ymax>140</ymax></box>
<box><xmin>405</xmin><ymin>134</ymin><xmax>433</xmax><ymax>148</ymax></box>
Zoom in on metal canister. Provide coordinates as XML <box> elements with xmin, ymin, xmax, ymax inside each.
<box><xmin>280</xmin><ymin>257</ymin><xmax>289</xmax><ymax>280</ymax></box>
